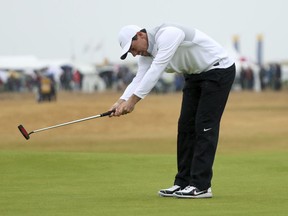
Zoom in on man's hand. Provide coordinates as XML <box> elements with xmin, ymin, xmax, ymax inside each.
<box><xmin>109</xmin><ymin>99</ymin><xmax>125</xmax><ymax>117</ymax></box>
<box><xmin>112</xmin><ymin>95</ymin><xmax>141</xmax><ymax>117</ymax></box>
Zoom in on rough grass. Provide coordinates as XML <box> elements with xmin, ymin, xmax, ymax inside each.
<box><xmin>1</xmin><ymin>91</ymin><xmax>288</xmax><ymax>154</ymax></box>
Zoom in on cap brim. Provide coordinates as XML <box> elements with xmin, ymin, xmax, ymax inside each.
<box><xmin>120</xmin><ymin>53</ymin><xmax>128</xmax><ymax>60</ymax></box>
<box><xmin>120</xmin><ymin>40</ymin><xmax>132</xmax><ymax>60</ymax></box>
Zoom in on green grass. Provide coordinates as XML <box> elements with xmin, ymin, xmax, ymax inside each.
<box><xmin>1</xmin><ymin>151</ymin><xmax>287</xmax><ymax>216</ymax></box>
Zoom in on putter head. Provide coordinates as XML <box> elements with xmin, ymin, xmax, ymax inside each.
<box><xmin>18</xmin><ymin>125</ymin><xmax>30</xmax><ymax>140</ymax></box>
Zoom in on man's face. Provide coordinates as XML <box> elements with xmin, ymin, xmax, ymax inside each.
<box><xmin>129</xmin><ymin>32</ymin><xmax>149</xmax><ymax>57</ymax></box>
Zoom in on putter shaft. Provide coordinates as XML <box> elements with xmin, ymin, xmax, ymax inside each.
<box><xmin>18</xmin><ymin>110</ymin><xmax>113</xmax><ymax>140</ymax></box>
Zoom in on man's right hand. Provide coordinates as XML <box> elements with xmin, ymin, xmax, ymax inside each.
<box><xmin>109</xmin><ymin>99</ymin><xmax>125</xmax><ymax>117</ymax></box>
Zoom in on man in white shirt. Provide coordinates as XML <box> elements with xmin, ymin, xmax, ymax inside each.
<box><xmin>110</xmin><ymin>23</ymin><xmax>236</xmax><ymax>198</ymax></box>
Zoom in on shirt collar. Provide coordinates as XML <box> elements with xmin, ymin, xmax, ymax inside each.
<box><xmin>146</xmin><ymin>30</ymin><xmax>155</xmax><ymax>56</ymax></box>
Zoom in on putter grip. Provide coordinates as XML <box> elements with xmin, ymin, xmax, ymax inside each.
<box><xmin>100</xmin><ymin>110</ymin><xmax>114</xmax><ymax>117</ymax></box>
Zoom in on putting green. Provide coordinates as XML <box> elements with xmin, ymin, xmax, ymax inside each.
<box><xmin>0</xmin><ymin>151</ymin><xmax>287</xmax><ymax>216</ymax></box>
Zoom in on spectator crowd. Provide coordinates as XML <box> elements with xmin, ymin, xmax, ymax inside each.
<box><xmin>238</xmin><ymin>63</ymin><xmax>283</xmax><ymax>91</ymax></box>
<box><xmin>0</xmin><ymin>61</ymin><xmax>286</xmax><ymax>100</ymax></box>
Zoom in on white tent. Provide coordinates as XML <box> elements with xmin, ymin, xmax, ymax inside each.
<box><xmin>0</xmin><ymin>70</ymin><xmax>9</xmax><ymax>82</ymax></box>
<box><xmin>74</xmin><ymin>62</ymin><xmax>106</xmax><ymax>93</ymax></box>
<box><xmin>0</xmin><ymin>55</ymin><xmax>47</xmax><ymax>71</ymax></box>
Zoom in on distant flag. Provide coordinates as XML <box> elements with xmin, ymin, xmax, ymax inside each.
<box><xmin>257</xmin><ymin>34</ymin><xmax>263</xmax><ymax>66</ymax></box>
<box><xmin>94</xmin><ymin>40</ymin><xmax>103</xmax><ymax>51</ymax></box>
<box><xmin>83</xmin><ymin>39</ymin><xmax>96</xmax><ymax>54</ymax></box>
<box><xmin>82</xmin><ymin>44</ymin><xmax>91</xmax><ymax>54</ymax></box>
<box><xmin>233</xmin><ymin>35</ymin><xmax>240</xmax><ymax>52</ymax></box>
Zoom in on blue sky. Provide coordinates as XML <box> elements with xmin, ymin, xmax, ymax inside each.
<box><xmin>0</xmin><ymin>0</ymin><xmax>287</xmax><ymax>64</ymax></box>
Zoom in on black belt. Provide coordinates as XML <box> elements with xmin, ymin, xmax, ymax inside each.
<box><xmin>183</xmin><ymin>62</ymin><xmax>220</xmax><ymax>79</ymax></box>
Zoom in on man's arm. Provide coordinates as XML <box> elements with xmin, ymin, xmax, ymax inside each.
<box><xmin>132</xmin><ymin>27</ymin><xmax>185</xmax><ymax>99</ymax></box>
<box><xmin>109</xmin><ymin>58</ymin><xmax>152</xmax><ymax>117</ymax></box>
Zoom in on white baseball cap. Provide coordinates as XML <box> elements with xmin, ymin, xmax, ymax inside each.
<box><xmin>118</xmin><ymin>25</ymin><xmax>142</xmax><ymax>60</ymax></box>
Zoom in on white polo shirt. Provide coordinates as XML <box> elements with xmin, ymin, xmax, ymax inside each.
<box><xmin>120</xmin><ymin>23</ymin><xmax>234</xmax><ymax>100</ymax></box>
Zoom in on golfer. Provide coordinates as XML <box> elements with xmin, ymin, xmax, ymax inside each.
<box><xmin>110</xmin><ymin>23</ymin><xmax>235</xmax><ymax>198</ymax></box>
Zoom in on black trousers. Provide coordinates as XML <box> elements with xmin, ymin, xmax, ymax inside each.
<box><xmin>174</xmin><ymin>64</ymin><xmax>236</xmax><ymax>190</ymax></box>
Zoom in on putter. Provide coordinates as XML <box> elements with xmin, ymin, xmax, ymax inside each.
<box><xmin>18</xmin><ymin>110</ymin><xmax>114</xmax><ymax>140</ymax></box>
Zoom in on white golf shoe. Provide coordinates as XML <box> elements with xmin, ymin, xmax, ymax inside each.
<box><xmin>158</xmin><ymin>185</ymin><xmax>181</xmax><ymax>197</ymax></box>
<box><xmin>174</xmin><ymin>186</ymin><xmax>212</xmax><ymax>198</ymax></box>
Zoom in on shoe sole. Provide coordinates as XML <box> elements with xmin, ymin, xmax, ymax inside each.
<box><xmin>158</xmin><ymin>191</ymin><xmax>175</xmax><ymax>197</ymax></box>
<box><xmin>174</xmin><ymin>192</ymin><xmax>213</xmax><ymax>199</ymax></box>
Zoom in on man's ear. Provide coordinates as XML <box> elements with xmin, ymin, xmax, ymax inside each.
<box><xmin>137</xmin><ymin>31</ymin><xmax>146</xmax><ymax>38</ymax></box>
